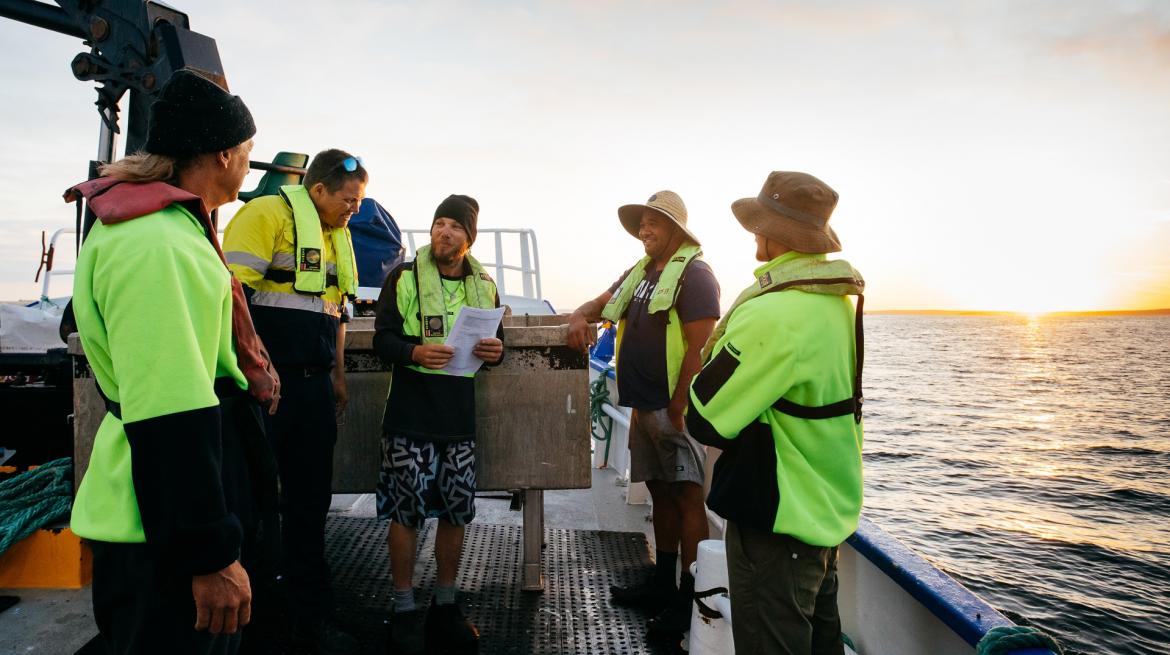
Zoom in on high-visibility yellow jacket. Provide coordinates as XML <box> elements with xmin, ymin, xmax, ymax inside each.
<box><xmin>688</xmin><ymin>251</ymin><xmax>865</xmax><ymax>547</ymax></box>
<box><xmin>223</xmin><ymin>187</ymin><xmax>355</xmax><ymax>368</ymax></box>
<box><xmin>71</xmin><ymin>202</ymin><xmax>248</xmax><ymax>574</ymax></box>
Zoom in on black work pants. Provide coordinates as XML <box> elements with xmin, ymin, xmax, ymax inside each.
<box><xmin>265</xmin><ymin>369</ymin><xmax>337</xmax><ymax>619</ymax></box>
<box><xmin>91</xmin><ymin>395</ymin><xmax>272</xmax><ymax>655</ymax></box>
<box><xmin>726</xmin><ymin>521</ymin><xmax>844</xmax><ymax>655</ymax></box>
<box><xmin>91</xmin><ymin>541</ymin><xmax>242</xmax><ymax>655</ymax></box>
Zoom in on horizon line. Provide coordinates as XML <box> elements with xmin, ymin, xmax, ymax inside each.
<box><xmin>868</xmin><ymin>308</ymin><xmax>1170</xmax><ymax>317</ymax></box>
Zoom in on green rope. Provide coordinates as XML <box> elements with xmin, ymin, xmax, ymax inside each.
<box><xmin>589</xmin><ymin>371</ymin><xmax>615</xmax><ymax>467</ymax></box>
<box><xmin>976</xmin><ymin>626</ymin><xmax>1064</xmax><ymax>655</ymax></box>
<box><xmin>0</xmin><ymin>458</ymin><xmax>73</xmax><ymax>557</ymax></box>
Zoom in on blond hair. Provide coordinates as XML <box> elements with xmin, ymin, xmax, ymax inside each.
<box><xmin>98</xmin><ymin>152</ymin><xmax>182</xmax><ymax>183</ymax></box>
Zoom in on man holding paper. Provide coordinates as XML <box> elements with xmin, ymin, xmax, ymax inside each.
<box><xmin>372</xmin><ymin>194</ymin><xmax>503</xmax><ymax>654</ymax></box>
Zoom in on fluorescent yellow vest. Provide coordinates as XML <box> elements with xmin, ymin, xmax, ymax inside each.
<box><xmin>279</xmin><ymin>185</ymin><xmax>358</xmax><ymax>298</ymax></box>
<box><xmin>602</xmin><ymin>244</ymin><xmax>702</xmax><ymax>396</ymax></box>
<box><xmin>397</xmin><ymin>245</ymin><xmax>498</xmax><ymax>378</ymax></box>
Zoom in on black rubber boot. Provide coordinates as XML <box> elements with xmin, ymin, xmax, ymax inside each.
<box><xmin>609</xmin><ymin>579</ymin><xmax>676</xmax><ymax>612</ymax></box>
<box><xmin>424</xmin><ymin>601</ymin><xmax>480</xmax><ymax>654</ymax></box>
<box><xmin>646</xmin><ymin>591</ymin><xmax>693</xmax><ymax>636</ymax></box>
<box><xmin>385</xmin><ymin>609</ymin><xmax>424</xmax><ymax>655</ymax></box>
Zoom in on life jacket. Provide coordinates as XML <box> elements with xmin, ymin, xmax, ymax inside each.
<box><xmin>705</xmin><ymin>256</ymin><xmax>866</xmax><ymax>423</ymax></box>
<box><xmin>401</xmin><ymin>244</ymin><xmax>497</xmax><ymax>377</ymax></box>
<box><xmin>272</xmin><ymin>184</ymin><xmax>358</xmax><ymax>299</ymax></box>
<box><xmin>601</xmin><ymin>243</ymin><xmax>702</xmax><ymax>396</ymax></box>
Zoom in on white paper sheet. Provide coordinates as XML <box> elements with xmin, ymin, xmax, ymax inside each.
<box><xmin>442</xmin><ymin>305</ymin><xmax>506</xmax><ymax>376</ymax></box>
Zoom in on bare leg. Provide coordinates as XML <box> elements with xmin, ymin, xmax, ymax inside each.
<box><xmin>673</xmin><ymin>480</ymin><xmax>709</xmax><ymax>574</ymax></box>
<box><xmin>645</xmin><ymin>479</ymin><xmax>681</xmax><ymax>557</ymax></box>
<box><xmin>388</xmin><ymin>521</ymin><xmax>418</xmax><ymax>591</ymax></box>
<box><xmin>435</xmin><ymin>520</ymin><xmax>466</xmax><ymax>587</ymax></box>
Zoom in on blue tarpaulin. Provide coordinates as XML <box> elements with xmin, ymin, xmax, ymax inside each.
<box><xmin>349</xmin><ymin>198</ymin><xmax>403</xmax><ymax>288</ymax></box>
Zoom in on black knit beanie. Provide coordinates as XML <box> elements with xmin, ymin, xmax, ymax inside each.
<box><xmin>144</xmin><ymin>70</ymin><xmax>256</xmax><ymax>157</ymax></box>
<box><xmin>433</xmin><ymin>194</ymin><xmax>479</xmax><ymax>245</ymax></box>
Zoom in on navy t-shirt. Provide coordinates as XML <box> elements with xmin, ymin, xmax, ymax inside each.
<box><xmin>607</xmin><ymin>259</ymin><xmax>720</xmax><ymax>410</ymax></box>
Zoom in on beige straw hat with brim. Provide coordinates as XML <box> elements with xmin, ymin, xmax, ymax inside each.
<box><xmin>618</xmin><ymin>190</ymin><xmax>701</xmax><ymax>246</ymax></box>
<box><xmin>731</xmin><ymin>171</ymin><xmax>842</xmax><ymax>254</ymax></box>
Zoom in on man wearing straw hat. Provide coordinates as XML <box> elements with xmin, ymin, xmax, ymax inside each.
<box><xmin>568</xmin><ymin>191</ymin><xmax>720</xmax><ymax>636</ymax></box>
<box><xmin>686</xmin><ymin>172</ymin><xmax>865</xmax><ymax>654</ymax></box>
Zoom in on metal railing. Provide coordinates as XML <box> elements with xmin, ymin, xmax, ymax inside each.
<box><xmin>37</xmin><ymin>226</ymin><xmax>545</xmax><ymax>305</ymax></box>
<box><xmin>401</xmin><ymin>228</ymin><xmax>543</xmax><ymax>300</ymax></box>
<box><xmin>35</xmin><ymin>228</ymin><xmax>77</xmax><ymax>308</ymax></box>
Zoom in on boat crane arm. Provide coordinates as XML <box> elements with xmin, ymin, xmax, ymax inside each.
<box><xmin>0</xmin><ymin>0</ymin><xmax>226</xmax><ymax>155</ymax></box>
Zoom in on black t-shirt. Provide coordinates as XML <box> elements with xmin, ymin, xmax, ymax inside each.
<box><xmin>607</xmin><ymin>259</ymin><xmax>720</xmax><ymax>410</ymax></box>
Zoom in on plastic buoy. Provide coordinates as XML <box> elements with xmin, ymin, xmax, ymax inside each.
<box><xmin>688</xmin><ymin>539</ymin><xmax>734</xmax><ymax>655</ymax></box>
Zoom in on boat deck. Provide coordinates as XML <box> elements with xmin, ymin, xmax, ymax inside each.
<box><xmin>1</xmin><ymin>468</ymin><xmax>677</xmax><ymax>654</ymax></box>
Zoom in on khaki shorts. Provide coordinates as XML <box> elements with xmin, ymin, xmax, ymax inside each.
<box><xmin>628</xmin><ymin>408</ymin><xmax>706</xmax><ymax>485</ymax></box>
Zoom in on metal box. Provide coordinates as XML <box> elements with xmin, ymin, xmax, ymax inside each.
<box><xmin>335</xmin><ymin>314</ymin><xmax>591</xmax><ymax>493</ymax></box>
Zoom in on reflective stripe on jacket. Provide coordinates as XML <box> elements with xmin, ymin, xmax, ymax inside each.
<box><xmin>223</xmin><ymin>189</ymin><xmax>356</xmax><ymax>315</ymax></box>
<box><xmin>223</xmin><ymin>191</ymin><xmax>353</xmax><ymax>367</ymax></box>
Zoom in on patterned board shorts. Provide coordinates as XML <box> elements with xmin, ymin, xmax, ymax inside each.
<box><xmin>376</xmin><ymin>434</ymin><xmax>477</xmax><ymax>528</ymax></box>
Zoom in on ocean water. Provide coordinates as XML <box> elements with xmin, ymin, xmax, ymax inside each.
<box><xmin>862</xmin><ymin>315</ymin><xmax>1170</xmax><ymax>655</ymax></box>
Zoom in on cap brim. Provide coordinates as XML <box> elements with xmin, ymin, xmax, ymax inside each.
<box><xmin>731</xmin><ymin>197</ymin><xmax>841</xmax><ymax>254</ymax></box>
<box><xmin>618</xmin><ymin>204</ymin><xmax>702</xmax><ymax>246</ymax></box>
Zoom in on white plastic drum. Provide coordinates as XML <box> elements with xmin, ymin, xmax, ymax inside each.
<box><xmin>688</xmin><ymin>539</ymin><xmax>734</xmax><ymax>655</ymax></box>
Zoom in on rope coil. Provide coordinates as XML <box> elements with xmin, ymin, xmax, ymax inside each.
<box><xmin>589</xmin><ymin>371</ymin><xmax>615</xmax><ymax>467</ymax></box>
<box><xmin>0</xmin><ymin>458</ymin><xmax>73</xmax><ymax>556</ymax></box>
<box><xmin>976</xmin><ymin>625</ymin><xmax>1064</xmax><ymax>655</ymax></box>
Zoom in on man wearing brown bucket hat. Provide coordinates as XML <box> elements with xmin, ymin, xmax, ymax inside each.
<box><xmin>568</xmin><ymin>190</ymin><xmax>720</xmax><ymax>637</ymax></box>
<box><xmin>686</xmin><ymin>172</ymin><xmax>865</xmax><ymax>654</ymax></box>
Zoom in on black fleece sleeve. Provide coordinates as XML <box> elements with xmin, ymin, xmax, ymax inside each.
<box><xmin>373</xmin><ymin>265</ymin><xmax>416</xmax><ymax>366</ymax></box>
<box><xmin>124</xmin><ymin>406</ymin><xmax>242</xmax><ymax>575</ymax></box>
<box><xmin>687</xmin><ymin>396</ymin><xmax>728</xmax><ymax>449</ymax></box>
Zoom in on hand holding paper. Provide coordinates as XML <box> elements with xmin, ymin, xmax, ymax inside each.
<box><xmin>442</xmin><ymin>306</ymin><xmax>506</xmax><ymax>376</ymax></box>
<box><xmin>472</xmin><ymin>337</ymin><xmax>503</xmax><ymax>363</ymax></box>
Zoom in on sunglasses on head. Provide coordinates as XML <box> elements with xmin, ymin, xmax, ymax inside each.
<box><xmin>338</xmin><ymin>156</ymin><xmax>363</xmax><ymax>173</ymax></box>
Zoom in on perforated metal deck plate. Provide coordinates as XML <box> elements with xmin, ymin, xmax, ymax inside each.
<box><xmin>247</xmin><ymin>516</ymin><xmax>684</xmax><ymax>654</ymax></box>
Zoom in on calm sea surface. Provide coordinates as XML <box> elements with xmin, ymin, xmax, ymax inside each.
<box><xmin>862</xmin><ymin>315</ymin><xmax>1170</xmax><ymax>655</ymax></box>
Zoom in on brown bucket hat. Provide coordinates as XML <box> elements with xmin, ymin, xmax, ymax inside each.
<box><xmin>731</xmin><ymin>171</ymin><xmax>842</xmax><ymax>254</ymax></box>
<box><xmin>618</xmin><ymin>190</ymin><xmax>701</xmax><ymax>246</ymax></box>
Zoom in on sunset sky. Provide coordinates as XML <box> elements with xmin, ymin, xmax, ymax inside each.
<box><xmin>1</xmin><ymin>1</ymin><xmax>1168</xmax><ymax>313</ymax></box>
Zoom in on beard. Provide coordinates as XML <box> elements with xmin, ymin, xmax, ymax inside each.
<box><xmin>432</xmin><ymin>241</ymin><xmax>467</xmax><ymax>266</ymax></box>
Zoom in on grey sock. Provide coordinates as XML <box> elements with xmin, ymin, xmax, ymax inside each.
<box><xmin>434</xmin><ymin>585</ymin><xmax>457</xmax><ymax>606</ymax></box>
<box><xmin>392</xmin><ymin>588</ymin><xmax>416</xmax><ymax>613</ymax></box>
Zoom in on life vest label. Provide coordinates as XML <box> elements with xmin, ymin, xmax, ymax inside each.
<box><xmin>424</xmin><ymin>314</ymin><xmax>445</xmax><ymax>337</ymax></box>
<box><xmin>301</xmin><ymin>248</ymin><xmax>322</xmax><ymax>272</ymax></box>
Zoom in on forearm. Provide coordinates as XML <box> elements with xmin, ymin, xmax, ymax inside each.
<box><xmin>335</xmin><ymin>323</ymin><xmax>346</xmax><ymax>373</ymax></box>
<box><xmin>670</xmin><ymin>347</ymin><xmax>704</xmax><ymax>413</ymax></box>
<box><xmin>573</xmin><ymin>297</ymin><xmax>607</xmax><ymax>322</ymax></box>
<box><xmin>125</xmin><ymin>407</ymin><xmax>242</xmax><ymax>575</ymax></box>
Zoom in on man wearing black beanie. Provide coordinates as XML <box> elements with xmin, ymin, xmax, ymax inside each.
<box><xmin>432</xmin><ymin>194</ymin><xmax>479</xmax><ymax>246</ymax></box>
<box><xmin>66</xmin><ymin>69</ymin><xmax>273</xmax><ymax>654</ymax></box>
<box><xmin>372</xmin><ymin>194</ymin><xmax>503</xmax><ymax>654</ymax></box>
